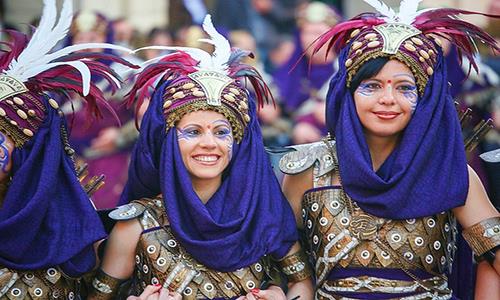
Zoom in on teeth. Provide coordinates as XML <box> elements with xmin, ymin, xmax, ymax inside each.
<box><xmin>194</xmin><ymin>156</ymin><xmax>218</xmax><ymax>162</ymax></box>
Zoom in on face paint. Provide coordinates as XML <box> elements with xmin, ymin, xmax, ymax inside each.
<box><xmin>400</xmin><ymin>85</ymin><xmax>418</xmax><ymax>111</ymax></box>
<box><xmin>356</xmin><ymin>82</ymin><xmax>377</xmax><ymax>97</ymax></box>
<box><xmin>212</xmin><ymin>119</ymin><xmax>234</xmax><ymax>160</ymax></box>
<box><xmin>0</xmin><ymin>133</ymin><xmax>10</xmax><ymax>174</ymax></box>
<box><xmin>177</xmin><ymin>126</ymin><xmax>199</xmax><ymax>141</ymax></box>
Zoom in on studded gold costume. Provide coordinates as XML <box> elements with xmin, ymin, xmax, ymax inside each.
<box><xmin>280</xmin><ymin>141</ymin><xmax>458</xmax><ymax>299</ymax></box>
<box><xmin>110</xmin><ymin>198</ymin><xmax>273</xmax><ymax>299</ymax></box>
<box><xmin>0</xmin><ymin>267</ymin><xmax>80</xmax><ymax>300</ymax></box>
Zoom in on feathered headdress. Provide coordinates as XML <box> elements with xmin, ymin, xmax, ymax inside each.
<box><xmin>0</xmin><ymin>0</ymin><xmax>135</xmax><ymax>146</ymax></box>
<box><xmin>313</xmin><ymin>0</ymin><xmax>500</xmax><ymax>94</ymax></box>
<box><xmin>126</xmin><ymin>15</ymin><xmax>273</xmax><ymax>141</ymax></box>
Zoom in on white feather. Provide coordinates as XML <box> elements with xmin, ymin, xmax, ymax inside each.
<box><xmin>21</xmin><ymin>61</ymin><xmax>91</xmax><ymax>95</ymax></box>
<box><xmin>4</xmin><ymin>0</ymin><xmax>132</xmax><ymax>86</ymax></box>
<box><xmin>397</xmin><ymin>0</ymin><xmax>423</xmax><ymax>24</ymax></box>
<box><xmin>363</xmin><ymin>0</ymin><xmax>397</xmax><ymax>22</ymax></box>
<box><xmin>200</xmin><ymin>15</ymin><xmax>230</xmax><ymax>72</ymax></box>
<box><xmin>9</xmin><ymin>0</ymin><xmax>73</xmax><ymax>74</ymax></box>
<box><xmin>134</xmin><ymin>14</ymin><xmax>233</xmax><ymax>75</ymax></box>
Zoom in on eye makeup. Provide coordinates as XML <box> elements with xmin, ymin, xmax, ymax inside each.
<box><xmin>356</xmin><ymin>82</ymin><xmax>378</xmax><ymax>97</ymax></box>
<box><xmin>0</xmin><ymin>133</ymin><xmax>9</xmax><ymax>173</ymax></box>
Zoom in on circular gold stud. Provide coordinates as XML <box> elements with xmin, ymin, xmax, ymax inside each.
<box><xmin>351</xmin><ymin>41</ymin><xmax>363</xmax><ymax>50</ymax></box>
<box><xmin>419</xmin><ymin>50</ymin><xmax>430</xmax><ymax>59</ymax></box>
<box><xmin>13</xmin><ymin>97</ymin><xmax>24</xmax><ymax>105</ymax></box>
<box><xmin>427</xmin><ymin>66</ymin><xmax>434</xmax><ymax>76</ymax></box>
<box><xmin>345</xmin><ymin>59</ymin><xmax>353</xmax><ymax>68</ymax></box>
<box><xmin>163</xmin><ymin>100</ymin><xmax>172</xmax><ymax>109</ymax></box>
<box><xmin>182</xmin><ymin>82</ymin><xmax>195</xmax><ymax>89</ymax></box>
<box><xmin>404</xmin><ymin>43</ymin><xmax>416</xmax><ymax>52</ymax></box>
<box><xmin>49</xmin><ymin>99</ymin><xmax>59</xmax><ymax>109</ymax></box>
<box><xmin>350</xmin><ymin>29</ymin><xmax>360</xmax><ymax>38</ymax></box>
<box><xmin>23</xmin><ymin>128</ymin><xmax>34</xmax><ymax>136</ymax></box>
<box><xmin>173</xmin><ymin>91</ymin><xmax>185</xmax><ymax>99</ymax></box>
<box><xmin>17</xmin><ymin>109</ymin><xmax>28</xmax><ymax>119</ymax></box>
<box><xmin>193</xmin><ymin>90</ymin><xmax>205</xmax><ymax>97</ymax></box>
<box><xmin>28</xmin><ymin>110</ymin><xmax>36</xmax><ymax>117</ymax></box>
<box><xmin>411</xmin><ymin>37</ymin><xmax>424</xmax><ymax>46</ymax></box>
<box><xmin>223</xmin><ymin>94</ymin><xmax>235</xmax><ymax>102</ymax></box>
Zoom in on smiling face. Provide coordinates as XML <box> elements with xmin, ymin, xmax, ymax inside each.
<box><xmin>176</xmin><ymin>110</ymin><xmax>234</xmax><ymax>184</ymax></box>
<box><xmin>353</xmin><ymin>59</ymin><xmax>418</xmax><ymax>139</ymax></box>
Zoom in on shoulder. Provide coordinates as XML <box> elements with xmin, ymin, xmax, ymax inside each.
<box><xmin>279</xmin><ymin>139</ymin><xmax>336</xmax><ymax>177</ymax></box>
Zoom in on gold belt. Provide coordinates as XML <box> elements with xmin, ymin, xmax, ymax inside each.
<box><xmin>322</xmin><ymin>276</ymin><xmax>450</xmax><ymax>295</ymax></box>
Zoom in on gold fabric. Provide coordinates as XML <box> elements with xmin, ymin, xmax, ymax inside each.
<box><xmin>276</xmin><ymin>249</ymin><xmax>312</xmax><ymax>283</ymax></box>
<box><xmin>131</xmin><ymin>198</ymin><xmax>270</xmax><ymax>299</ymax></box>
<box><xmin>295</xmin><ymin>142</ymin><xmax>455</xmax><ymax>299</ymax></box>
<box><xmin>0</xmin><ymin>267</ymin><xmax>80</xmax><ymax>299</ymax></box>
<box><xmin>88</xmin><ymin>269</ymin><xmax>124</xmax><ymax>300</ymax></box>
<box><xmin>462</xmin><ymin>216</ymin><xmax>500</xmax><ymax>256</ymax></box>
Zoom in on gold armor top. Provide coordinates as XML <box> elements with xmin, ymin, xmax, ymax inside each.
<box><xmin>0</xmin><ymin>267</ymin><xmax>80</xmax><ymax>300</ymax></box>
<box><xmin>112</xmin><ymin>197</ymin><xmax>273</xmax><ymax>299</ymax></box>
<box><xmin>280</xmin><ymin>140</ymin><xmax>457</xmax><ymax>299</ymax></box>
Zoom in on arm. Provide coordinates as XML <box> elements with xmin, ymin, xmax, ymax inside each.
<box><xmin>88</xmin><ymin>219</ymin><xmax>143</xmax><ymax>300</ymax></box>
<box><xmin>452</xmin><ymin>166</ymin><xmax>500</xmax><ymax>299</ymax></box>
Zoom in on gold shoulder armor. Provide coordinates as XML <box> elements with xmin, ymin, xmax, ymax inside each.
<box><xmin>108</xmin><ymin>202</ymin><xmax>146</xmax><ymax>221</ymax></box>
<box><xmin>279</xmin><ymin>140</ymin><xmax>336</xmax><ymax>176</ymax></box>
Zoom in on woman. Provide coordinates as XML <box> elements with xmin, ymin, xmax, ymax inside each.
<box><xmin>0</xmin><ymin>0</ymin><xmax>133</xmax><ymax>298</ymax></box>
<box><xmin>280</xmin><ymin>1</ymin><xmax>500</xmax><ymax>299</ymax></box>
<box><xmin>89</xmin><ymin>15</ymin><xmax>313</xmax><ymax>299</ymax></box>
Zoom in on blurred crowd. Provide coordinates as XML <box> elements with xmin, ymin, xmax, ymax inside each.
<box><xmin>1</xmin><ymin>0</ymin><xmax>498</xmax><ymax>208</ymax></box>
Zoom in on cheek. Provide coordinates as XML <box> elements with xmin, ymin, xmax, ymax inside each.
<box><xmin>217</xmin><ymin>135</ymin><xmax>234</xmax><ymax>160</ymax></box>
<box><xmin>399</xmin><ymin>91</ymin><xmax>418</xmax><ymax>112</ymax></box>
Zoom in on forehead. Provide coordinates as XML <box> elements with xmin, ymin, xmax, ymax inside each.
<box><xmin>177</xmin><ymin>110</ymin><xmax>229</xmax><ymax>127</ymax></box>
<box><xmin>372</xmin><ymin>60</ymin><xmax>415</xmax><ymax>81</ymax></box>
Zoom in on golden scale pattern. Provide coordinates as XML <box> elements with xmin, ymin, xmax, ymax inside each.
<box><xmin>130</xmin><ymin>198</ymin><xmax>269</xmax><ymax>299</ymax></box>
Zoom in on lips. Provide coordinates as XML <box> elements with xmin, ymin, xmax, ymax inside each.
<box><xmin>373</xmin><ymin>111</ymin><xmax>400</xmax><ymax>120</ymax></box>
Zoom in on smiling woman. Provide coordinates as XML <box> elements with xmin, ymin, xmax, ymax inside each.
<box><xmin>89</xmin><ymin>15</ymin><xmax>314</xmax><ymax>300</ymax></box>
<box><xmin>280</xmin><ymin>0</ymin><xmax>500</xmax><ymax>299</ymax></box>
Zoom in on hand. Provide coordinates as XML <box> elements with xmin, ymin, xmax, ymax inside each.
<box><xmin>127</xmin><ymin>285</ymin><xmax>182</xmax><ymax>300</ymax></box>
<box><xmin>237</xmin><ymin>286</ymin><xmax>286</xmax><ymax>300</ymax></box>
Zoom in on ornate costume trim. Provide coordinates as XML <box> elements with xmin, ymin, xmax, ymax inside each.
<box><xmin>276</xmin><ymin>249</ymin><xmax>312</xmax><ymax>282</ymax></box>
<box><xmin>88</xmin><ymin>269</ymin><xmax>124</xmax><ymax>300</ymax></box>
<box><xmin>462</xmin><ymin>216</ymin><xmax>500</xmax><ymax>256</ymax></box>
<box><xmin>279</xmin><ymin>140</ymin><xmax>336</xmax><ymax>176</ymax></box>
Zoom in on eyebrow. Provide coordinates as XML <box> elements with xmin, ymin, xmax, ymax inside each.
<box><xmin>393</xmin><ymin>73</ymin><xmax>416</xmax><ymax>82</ymax></box>
<box><xmin>212</xmin><ymin>119</ymin><xmax>231</xmax><ymax>127</ymax></box>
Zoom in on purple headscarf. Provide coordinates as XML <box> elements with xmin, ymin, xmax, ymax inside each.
<box><xmin>120</xmin><ymin>80</ymin><xmax>298</xmax><ymax>272</ymax></box>
<box><xmin>326</xmin><ymin>46</ymin><xmax>469</xmax><ymax>220</ymax></box>
<box><xmin>0</xmin><ymin>96</ymin><xmax>106</xmax><ymax>277</ymax></box>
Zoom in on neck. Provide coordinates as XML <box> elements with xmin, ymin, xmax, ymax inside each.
<box><xmin>365</xmin><ymin>134</ymin><xmax>400</xmax><ymax>171</ymax></box>
<box><xmin>191</xmin><ymin>176</ymin><xmax>222</xmax><ymax>204</ymax></box>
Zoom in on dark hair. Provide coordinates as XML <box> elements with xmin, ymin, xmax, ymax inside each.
<box><xmin>349</xmin><ymin>56</ymin><xmax>390</xmax><ymax>94</ymax></box>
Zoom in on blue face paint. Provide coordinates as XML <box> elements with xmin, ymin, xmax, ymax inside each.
<box><xmin>398</xmin><ymin>84</ymin><xmax>418</xmax><ymax>111</ymax></box>
<box><xmin>356</xmin><ymin>82</ymin><xmax>379</xmax><ymax>97</ymax></box>
<box><xmin>177</xmin><ymin>126</ymin><xmax>200</xmax><ymax>141</ymax></box>
<box><xmin>212</xmin><ymin>120</ymin><xmax>234</xmax><ymax>160</ymax></box>
<box><xmin>0</xmin><ymin>132</ymin><xmax>10</xmax><ymax>174</ymax></box>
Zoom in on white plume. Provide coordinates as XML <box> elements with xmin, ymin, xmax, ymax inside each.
<box><xmin>4</xmin><ymin>0</ymin><xmax>132</xmax><ymax>94</ymax></box>
<box><xmin>363</xmin><ymin>0</ymin><xmax>424</xmax><ymax>25</ymax></box>
<box><xmin>363</xmin><ymin>0</ymin><xmax>397</xmax><ymax>22</ymax></box>
<box><xmin>134</xmin><ymin>14</ymin><xmax>231</xmax><ymax>75</ymax></box>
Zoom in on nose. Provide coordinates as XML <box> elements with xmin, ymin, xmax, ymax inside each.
<box><xmin>378</xmin><ymin>85</ymin><xmax>396</xmax><ymax>105</ymax></box>
<box><xmin>199</xmin><ymin>132</ymin><xmax>217</xmax><ymax>148</ymax></box>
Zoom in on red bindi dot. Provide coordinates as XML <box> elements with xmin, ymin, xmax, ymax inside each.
<box><xmin>387</xmin><ymin>80</ymin><xmax>392</xmax><ymax>84</ymax></box>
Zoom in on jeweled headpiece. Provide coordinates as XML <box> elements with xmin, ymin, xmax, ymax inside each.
<box><xmin>0</xmin><ymin>0</ymin><xmax>134</xmax><ymax>147</ymax></box>
<box><xmin>127</xmin><ymin>15</ymin><xmax>273</xmax><ymax>142</ymax></box>
<box><xmin>314</xmin><ymin>0</ymin><xmax>500</xmax><ymax>94</ymax></box>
